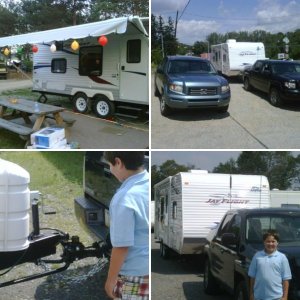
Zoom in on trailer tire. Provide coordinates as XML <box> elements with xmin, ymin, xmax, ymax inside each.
<box><xmin>72</xmin><ymin>93</ymin><xmax>89</xmax><ymax>113</ymax></box>
<box><xmin>160</xmin><ymin>242</ymin><xmax>169</xmax><ymax>259</ymax></box>
<box><xmin>38</xmin><ymin>94</ymin><xmax>48</xmax><ymax>103</ymax></box>
<box><xmin>93</xmin><ymin>96</ymin><xmax>115</xmax><ymax>118</ymax></box>
<box><xmin>203</xmin><ymin>259</ymin><xmax>219</xmax><ymax>294</ymax></box>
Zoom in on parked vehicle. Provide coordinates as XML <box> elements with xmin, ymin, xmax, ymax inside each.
<box><xmin>211</xmin><ymin>40</ymin><xmax>266</xmax><ymax>76</ymax></box>
<box><xmin>154</xmin><ymin>56</ymin><xmax>230</xmax><ymax>116</ymax></box>
<box><xmin>154</xmin><ymin>170</ymin><xmax>270</xmax><ymax>258</ymax></box>
<box><xmin>74</xmin><ymin>151</ymin><xmax>149</xmax><ymax>242</ymax></box>
<box><xmin>0</xmin><ymin>17</ymin><xmax>149</xmax><ymax>118</ymax></box>
<box><xmin>0</xmin><ymin>62</ymin><xmax>8</xmax><ymax>79</ymax></box>
<box><xmin>243</xmin><ymin>59</ymin><xmax>300</xmax><ymax>107</ymax></box>
<box><xmin>203</xmin><ymin>208</ymin><xmax>300</xmax><ymax>300</ymax></box>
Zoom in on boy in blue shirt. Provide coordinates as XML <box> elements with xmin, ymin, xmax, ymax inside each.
<box><xmin>248</xmin><ymin>230</ymin><xmax>291</xmax><ymax>300</ymax></box>
<box><xmin>103</xmin><ymin>151</ymin><xmax>149</xmax><ymax>300</ymax></box>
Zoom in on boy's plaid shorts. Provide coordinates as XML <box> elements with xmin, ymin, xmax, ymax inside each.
<box><xmin>114</xmin><ymin>275</ymin><xmax>149</xmax><ymax>300</ymax></box>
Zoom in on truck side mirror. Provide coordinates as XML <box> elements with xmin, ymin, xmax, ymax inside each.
<box><xmin>221</xmin><ymin>233</ymin><xmax>237</xmax><ymax>246</ymax></box>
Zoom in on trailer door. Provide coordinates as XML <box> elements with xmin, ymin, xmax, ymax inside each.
<box><xmin>119</xmin><ymin>35</ymin><xmax>148</xmax><ymax>104</ymax></box>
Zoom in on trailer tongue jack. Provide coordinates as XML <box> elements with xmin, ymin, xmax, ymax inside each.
<box><xmin>0</xmin><ymin>200</ymin><xmax>111</xmax><ymax>288</ymax></box>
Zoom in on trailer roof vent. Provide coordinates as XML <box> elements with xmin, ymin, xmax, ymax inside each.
<box><xmin>188</xmin><ymin>170</ymin><xmax>208</xmax><ymax>174</ymax></box>
<box><xmin>226</xmin><ymin>39</ymin><xmax>236</xmax><ymax>43</ymax></box>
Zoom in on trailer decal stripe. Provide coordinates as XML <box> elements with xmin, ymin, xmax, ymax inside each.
<box><xmin>122</xmin><ymin>71</ymin><xmax>146</xmax><ymax>76</ymax></box>
<box><xmin>88</xmin><ymin>75</ymin><xmax>116</xmax><ymax>86</ymax></box>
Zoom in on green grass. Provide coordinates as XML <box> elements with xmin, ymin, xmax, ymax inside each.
<box><xmin>0</xmin><ymin>151</ymin><xmax>93</xmax><ymax>244</ymax></box>
<box><xmin>0</xmin><ymin>88</ymin><xmax>73</xmax><ymax>149</ymax></box>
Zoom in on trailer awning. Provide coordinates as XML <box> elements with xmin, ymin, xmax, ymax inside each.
<box><xmin>0</xmin><ymin>16</ymin><xmax>148</xmax><ymax>47</ymax></box>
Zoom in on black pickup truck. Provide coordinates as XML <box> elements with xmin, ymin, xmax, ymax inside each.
<box><xmin>243</xmin><ymin>59</ymin><xmax>300</xmax><ymax>107</ymax></box>
<box><xmin>203</xmin><ymin>208</ymin><xmax>300</xmax><ymax>300</ymax></box>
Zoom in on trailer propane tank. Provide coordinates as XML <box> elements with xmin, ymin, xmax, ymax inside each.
<box><xmin>0</xmin><ymin>159</ymin><xmax>30</xmax><ymax>252</ymax></box>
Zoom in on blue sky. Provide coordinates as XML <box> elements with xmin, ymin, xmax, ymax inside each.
<box><xmin>151</xmin><ymin>0</ymin><xmax>300</xmax><ymax>45</ymax></box>
<box><xmin>151</xmin><ymin>151</ymin><xmax>241</xmax><ymax>171</ymax></box>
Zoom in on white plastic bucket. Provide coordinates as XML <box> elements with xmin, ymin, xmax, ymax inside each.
<box><xmin>0</xmin><ymin>159</ymin><xmax>30</xmax><ymax>251</ymax></box>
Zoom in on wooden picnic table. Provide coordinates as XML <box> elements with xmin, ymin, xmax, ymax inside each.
<box><xmin>0</xmin><ymin>97</ymin><xmax>74</xmax><ymax>146</ymax></box>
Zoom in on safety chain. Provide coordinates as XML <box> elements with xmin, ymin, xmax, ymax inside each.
<box><xmin>38</xmin><ymin>257</ymin><xmax>109</xmax><ymax>285</ymax></box>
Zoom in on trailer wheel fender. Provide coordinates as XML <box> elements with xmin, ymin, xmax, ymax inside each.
<box><xmin>92</xmin><ymin>95</ymin><xmax>115</xmax><ymax>119</ymax></box>
<box><xmin>72</xmin><ymin>92</ymin><xmax>89</xmax><ymax>113</ymax></box>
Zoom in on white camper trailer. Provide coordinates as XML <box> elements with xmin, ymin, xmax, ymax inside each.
<box><xmin>211</xmin><ymin>39</ymin><xmax>266</xmax><ymax>76</ymax></box>
<box><xmin>270</xmin><ymin>190</ymin><xmax>300</xmax><ymax>208</ymax></box>
<box><xmin>154</xmin><ymin>170</ymin><xmax>270</xmax><ymax>257</ymax></box>
<box><xmin>0</xmin><ymin>17</ymin><xmax>149</xmax><ymax>118</ymax></box>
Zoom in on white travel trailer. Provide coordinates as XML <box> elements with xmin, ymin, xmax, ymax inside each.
<box><xmin>211</xmin><ymin>39</ymin><xmax>266</xmax><ymax>76</ymax></box>
<box><xmin>154</xmin><ymin>170</ymin><xmax>270</xmax><ymax>257</ymax></box>
<box><xmin>270</xmin><ymin>190</ymin><xmax>300</xmax><ymax>208</ymax></box>
<box><xmin>0</xmin><ymin>16</ymin><xmax>149</xmax><ymax>118</ymax></box>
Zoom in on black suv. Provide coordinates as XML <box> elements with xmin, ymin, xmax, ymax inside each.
<box><xmin>204</xmin><ymin>208</ymin><xmax>300</xmax><ymax>300</ymax></box>
<box><xmin>243</xmin><ymin>59</ymin><xmax>300</xmax><ymax>106</ymax></box>
<box><xmin>154</xmin><ymin>56</ymin><xmax>231</xmax><ymax>116</ymax></box>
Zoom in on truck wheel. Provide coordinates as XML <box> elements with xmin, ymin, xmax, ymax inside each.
<box><xmin>160</xmin><ymin>95</ymin><xmax>172</xmax><ymax>116</ymax></box>
<box><xmin>203</xmin><ymin>259</ymin><xmax>218</xmax><ymax>294</ymax></box>
<box><xmin>72</xmin><ymin>93</ymin><xmax>89</xmax><ymax>113</ymax></box>
<box><xmin>244</xmin><ymin>77</ymin><xmax>252</xmax><ymax>91</ymax></box>
<box><xmin>235</xmin><ymin>281</ymin><xmax>248</xmax><ymax>300</ymax></box>
<box><xmin>269</xmin><ymin>88</ymin><xmax>283</xmax><ymax>107</ymax></box>
<box><xmin>160</xmin><ymin>242</ymin><xmax>169</xmax><ymax>259</ymax></box>
<box><xmin>154</xmin><ymin>85</ymin><xmax>160</xmax><ymax>97</ymax></box>
<box><xmin>92</xmin><ymin>96</ymin><xmax>115</xmax><ymax>119</ymax></box>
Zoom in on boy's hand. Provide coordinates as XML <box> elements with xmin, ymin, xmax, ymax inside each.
<box><xmin>105</xmin><ymin>278</ymin><xmax>117</xmax><ymax>299</ymax></box>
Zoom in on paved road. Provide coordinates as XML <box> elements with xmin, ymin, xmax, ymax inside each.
<box><xmin>151</xmin><ymin>234</ymin><xmax>232</xmax><ymax>300</ymax></box>
<box><xmin>151</xmin><ymin>77</ymin><xmax>300</xmax><ymax>149</ymax></box>
<box><xmin>0</xmin><ymin>79</ymin><xmax>32</xmax><ymax>92</ymax></box>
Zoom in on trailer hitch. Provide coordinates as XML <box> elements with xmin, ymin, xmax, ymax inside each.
<box><xmin>0</xmin><ymin>232</ymin><xmax>111</xmax><ymax>288</ymax></box>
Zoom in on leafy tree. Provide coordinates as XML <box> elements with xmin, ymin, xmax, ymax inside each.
<box><xmin>0</xmin><ymin>3</ymin><xmax>17</xmax><ymax>36</ymax></box>
<box><xmin>89</xmin><ymin>0</ymin><xmax>148</xmax><ymax>21</ymax></box>
<box><xmin>214</xmin><ymin>152</ymin><xmax>297</xmax><ymax>190</ymax></box>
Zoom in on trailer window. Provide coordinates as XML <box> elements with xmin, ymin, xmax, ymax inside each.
<box><xmin>127</xmin><ymin>39</ymin><xmax>141</xmax><ymax>63</ymax></box>
<box><xmin>79</xmin><ymin>46</ymin><xmax>103</xmax><ymax>76</ymax></box>
<box><xmin>51</xmin><ymin>58</ymin><xmax>66</xmax><ymax>73</ymax></box>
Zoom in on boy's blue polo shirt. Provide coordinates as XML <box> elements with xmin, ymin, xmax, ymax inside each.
<box><xmin>248</xmin><ymin>250</ymin><xmax>292</xmax><ymax>300</ymax></box>
<box><xmin>109</xmin><ymin>170</ymin><xmax>149</xmax><ymax>276</ymax></box>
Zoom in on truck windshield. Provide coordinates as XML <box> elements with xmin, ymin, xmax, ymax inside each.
<box><xmin>168</xmin><ymin>60</ymin><xmax>217</xmax><ymax>74</ymax></box>
<box><xmin>246</xmin><ymin>215</ymin><xmax>300</xmax><ymax>246</ymax></box>
<box><xmin>271</xmin><ymin>63</ymin><xmax>300</xmax><ymax>74</ymax></box>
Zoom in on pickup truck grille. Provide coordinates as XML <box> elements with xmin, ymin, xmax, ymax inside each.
<box><xmin>188</xmin><ymin>87</ymin><xmax>217</xmax><ymax>96</ymax></box>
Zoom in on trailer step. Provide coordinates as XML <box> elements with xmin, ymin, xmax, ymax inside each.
<box><xmin>115</xmin><ymin>113</ymin><xmax>139</xmax><ymax>119</ymax></box>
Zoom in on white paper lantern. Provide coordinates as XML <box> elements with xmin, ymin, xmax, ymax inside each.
<box><xmin>50</xmin><ymin>43</ymin><xmax>57</xmax><ymax>52</ymax></box>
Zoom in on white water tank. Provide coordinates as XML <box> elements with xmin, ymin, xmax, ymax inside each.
<box><xmin>0</xmin><ymin>159</ymin><xmax>30</xmax><ymax>252</ymax></box>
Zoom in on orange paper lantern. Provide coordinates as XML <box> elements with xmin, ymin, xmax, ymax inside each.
<box><xmin>98</xmin><ymin>35</ymin><xmax>108</xmax><ymax>46</ymax></box>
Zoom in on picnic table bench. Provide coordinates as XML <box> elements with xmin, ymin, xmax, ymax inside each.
<box><xmin>0</xmin><ymin>97</ymin><xmax>75</xmax><ymax>147</ymax></box>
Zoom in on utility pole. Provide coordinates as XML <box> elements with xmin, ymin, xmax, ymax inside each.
<box><xmin>174</xmin><ymin>10</ymin><xmax>179</xmax><ymax>38</ymax></box>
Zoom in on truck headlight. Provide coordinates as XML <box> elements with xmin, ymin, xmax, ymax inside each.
<box><xmin>169</xmin><ymin>82</ymin><xmax>183</xmax><ymax>94</ymax></box>
<box><xmin>221</xmin><ymin>85</ymin><xmax>230</xmax><ymax>93</ymax></box>
<box><xmin>284</xmin><ymin>81</ymin><xmax>296</xmax><ymax>89</ymax></box>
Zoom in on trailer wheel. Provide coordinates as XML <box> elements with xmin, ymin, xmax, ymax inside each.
<box><xmin>38</xmin><ymin>94</ymin><xmax>48</xmax><ymax>103</ymax></box>
<box><xmin>72</xmin><ymin>93</ymin><xmax>89</xmax><ymax>113</ymax></box>
<box><xmin>160</xmin><ymin>241</ymin><xmax>169</xmax><ymax>259</ymax></box>
<box><xmin>203</xmin><ymin>259</ymin><xmax>219</xmax><ymax>294</ymax></box>
<box><xmin>93</xmin><ymin>96</ymin><xmax>115</xmax><ymax>118</ymax></box>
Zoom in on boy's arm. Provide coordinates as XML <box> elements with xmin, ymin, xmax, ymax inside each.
<box><xmin>105</xmin><ymin>247</ymin><xmax>129</xmax><ymax>299</ymax></box>
<box><xmin>249</xmin><ymin>277</ymin><xmax>255</xmax><ymax>300</ymax></box>
<box><xmin>281</xmin><ymin>280</ymin><xmax>289</xmax><ymax>300</ymax></box>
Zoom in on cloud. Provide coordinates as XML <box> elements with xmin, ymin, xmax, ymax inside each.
<box><xmin>255</xmin><ymin>0</ymin><xmax>300</xmax><ymax>33</ymax></box>
<box><xmin>151</xmin><ymin>0</ymin><xmax>188</xmax><ymax>15</ymax></box>
<box><xmin>177</xmin><ymin>19</ymin><xmax>220</xmax><ymax>45</ymax></box>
